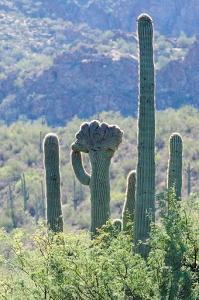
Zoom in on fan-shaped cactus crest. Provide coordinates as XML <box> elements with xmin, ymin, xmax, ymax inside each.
<box><xmin>71</xmin><ymin>120</ymin><xmax>123</xmax><ymax>237</ymax></box>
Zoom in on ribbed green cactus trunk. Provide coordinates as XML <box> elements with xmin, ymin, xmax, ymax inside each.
<box><xmin>167</xmin><ymin>133</ymin><xmax>183</xmax><ymax>201</ymax></box>
<box><xmin>72</xmin><ymin>147</ymin><xmax>110</xmax><ymax>237</ymax></box>
<box><xmin>134</xmin><ymin>14</ymin><xmax>155</xmax><ymax>259</ymax></box>
<box><xmin>44</xmin><ymin>133</ymin><xmax>63</xmax><ymax>232</ymax></box>
<box><xmin>89</xmin><ymin>149</ymin><xmax>111</xmax><ymax>236</ymax></box>
<box><xmin>122</xmin><ymin>170</ymin><xmax>136</xmax><ymax>231</ymax></box>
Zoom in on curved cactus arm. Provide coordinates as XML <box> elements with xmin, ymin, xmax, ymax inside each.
<box><xmin>122</xmin><ymin>170</ymin><xmax>136</xmax><ymax>230</ymax></box>
<box><xmin>44</xmin><ymin>133</ymin><xmax>63</xmax><ymax>233</ymax></box>
<box><xmin>71</xmin><ymin>150</ymin><xmax>90</xmax><ymax>186</ymax></box>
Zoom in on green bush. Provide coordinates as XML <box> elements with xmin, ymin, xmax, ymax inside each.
<box><xmin>1</xmin><ymin>191</ymin><xmax>199</xmax><ymax>299</ymax></box>
<box><xmin>0</xmin><ymin>224</ymin><xmax>159</xmax><ymax>299</ymax></box>
<box><xmin>177</xmin><ymin>31</ymin><xmax>195</xmax><ymax>48</ymax></box>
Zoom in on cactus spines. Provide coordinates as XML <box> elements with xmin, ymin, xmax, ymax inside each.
<box><xmin>134</xmin><ymin>14</ymin><xmax>155</xmax><ymax>259</ymax></box>
<box><xmin>167</xmin><ymin>133</ymin><xmax>183</xmax><ymax>200</ymax></box>
<box><xmin>122</xmin><ymin>170</ymin><xmax>136</xmax><ymax>231</ymax></box>
<box><xmin>44</xmin><ymin>133</ymin><xmax>63</xmax><ymax>232</ymax></box>
<box><xmin>71</xmin><ymin>120</ymin><xmax>123</xmax><ymax>237</ymax></box>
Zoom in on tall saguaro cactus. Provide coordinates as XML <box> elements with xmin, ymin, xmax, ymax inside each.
<box><xmin>71</xmin><ymin>120</ymin><xmax>123</xmax><ymax>237</ymax></box>
<box><xmin>167</xmin><ymin>133</ymin><xmax>183</xmax><ymax>200</ymax></box>
<box><xmin>134</xmin><ymin>14</ymin><xmax>155</xmax><ymax>259</ymax></box>
<box><xmin>44</xmin><ymin>133</ymin><xmax>63</xmax><ymax>232</ymax></box>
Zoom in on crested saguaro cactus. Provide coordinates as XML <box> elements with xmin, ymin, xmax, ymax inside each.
<box><xmin>44</xmin><ymin>133</ymin><xmax>63</xmax><ymax>232</ymax></box>
<box><xmin>122</xmin><ymin>170</ymin><xmax>136</xmax><ymax>231</ymax></box>
<box><xmin>167</xmin><ymin>133</ymin><xmax>183</xmax><ymax>200</ymax></box>
<box><xmin>134</xmin><ymin>14</ymin><xmax>155</xmax><ymax>259</ymax></box>
<box><xmin>71</xmin><ymin>120</ymin><xmax>123</xmax><ymax>237</ymax></box>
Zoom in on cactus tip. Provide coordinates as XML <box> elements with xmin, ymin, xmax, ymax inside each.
<box><xmin>137</xmin><ymin>13</ymin><xmax>153</xmax><ymax>23</ymax></box>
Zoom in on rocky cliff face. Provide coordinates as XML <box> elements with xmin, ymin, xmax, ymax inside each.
<box><xmin>0</xmin><ymin>49</ymin><xmax>138</xmax><ymax>125</ymax></box>
<box><xmin>30</xmin><ymin>0</ymin><xmax>199</xmax><ymax>37</ymax></box>
<box><xmin>157</xmin><ymin>34</ymin><xmax>199</xmax><ymax>110</ymax></box>
<box><xmin>1</xmin><ymin>37</ymin><xmax>199</xmax><ymax>125</ymax></box>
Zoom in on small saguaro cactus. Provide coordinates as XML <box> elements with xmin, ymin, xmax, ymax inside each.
<box><xmin>186</xmin><ymin>162</ymin><xmax>193</xmax><ymax>196</ymax></box>
<box><xmin>8</xmin><ymin>181</ymin><xmax>17</xmax><ymax>228</ymax></box>
<box><xmin>134</xmin><ymin>13</ymin><xmax>155</xmax><ymax>259</ymax></box>
<box><xmin>34</xmin><ymin>195</ymin><xmax>39</xmax><ymax>225</ymax></box>
<box><xmin>112</xmin><ymin>219</ymin><xmax>122</xmax><ymax>233</ymax></box>
<box><xmin>71</xmin><ymin>120</ymin><xmax>123</xmax><ymax>237</ymax></box>
<box><xmin>167</xmin><ymin>133</ymin><xmax>183</xmax><ymax>200</ymax></box>
<box><xmin>122</xmin><ymin>170</ymin><xmax>136</xmax><ymax>231</ymax></box>
<box><xmin>40</xmin><ymin>180</ymin><xmax>45</xmax><ymax>219</ymax></box>
<box><xmin>39</xmin><ymin>130</ymin><xmax>42</xmax><ymax>153</ymax></box>
<box><xmin>43</xmin><ymin>133</ymin><xmax>63</xmax><ymax>232</ymax></box>
<box><xmin>21</xmin><ymin>173</ymin><xmax>29</xmax><ymax>211</ymax></box>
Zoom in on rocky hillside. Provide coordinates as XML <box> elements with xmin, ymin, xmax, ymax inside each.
<box><xmin>157</xmin><ymin>34</ymin><xmax>199</xmax><ymax>110</ymax></box>
<box><xmin>0</xmin><ymin>0</ymin><xmax>199</xmax><ymax>125</ymax></box>
<box><xmin>11</xmin><ymin>0</ymin><xmax>199</xmax><ymax>37</ymax></box>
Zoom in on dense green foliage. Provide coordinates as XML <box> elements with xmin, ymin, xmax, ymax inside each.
<box><xmin>1</xmin><ymin>191</ymin><xmax>199</xmax><ymax>299</ymax></box>
<box><xmin>0</xmin><ymin>106</ymin><xmax>199</xmax><ymax>232</ymax></box>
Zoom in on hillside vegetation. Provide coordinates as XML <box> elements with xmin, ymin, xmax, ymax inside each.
<box><xmin>0</xmin><ymin>0</ymin><xmax>197</xmax><ymax>125</ymax></box>
<box><xmin>0</xmin><ymin>106</ymin><xmax>199</xmax><ymax>231</ymax></box>
<box><xmin>0</xmin><ymin>2</ymin><xmax>194</xmax><ymax>81</ymax></box>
